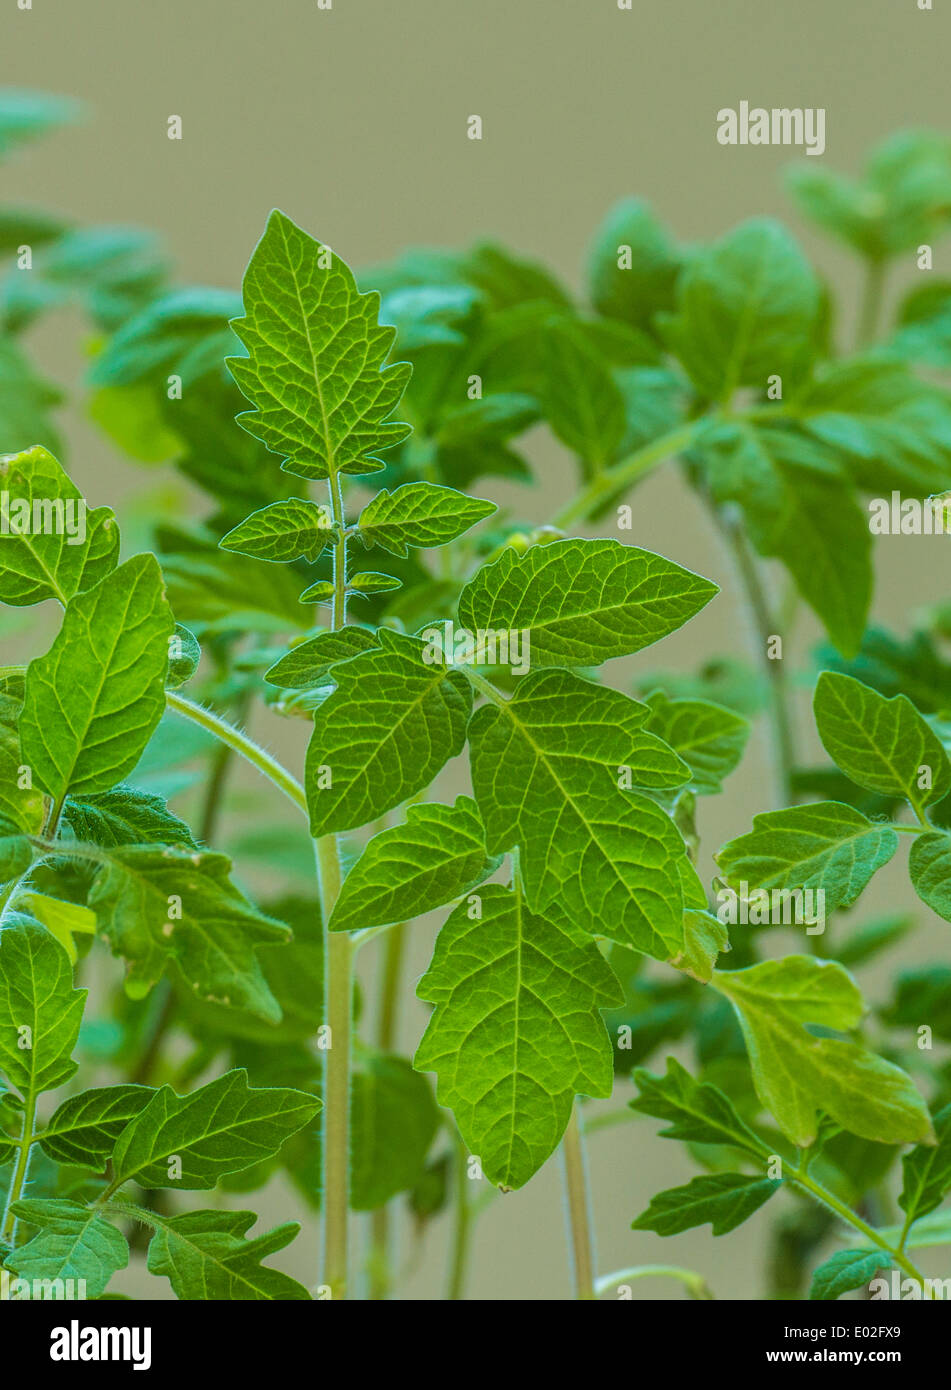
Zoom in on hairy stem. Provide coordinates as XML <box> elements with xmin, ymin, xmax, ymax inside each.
<box><xmin>787</xmin><ymin>1160</ymin><xmax>930</xmax><ymax>1293</ymax></box>
<box><xmin>319</xmin><ymin>465</ymin><xmax>352</xmax><ymax>1299</ymax></box>
<box><xmin>165</xmin><ymin>691</ymin><xmax>307</xmax><ymax>817</ymax></box>
<box><xmin>561</xmin><ymin>1104</ymin><xmax>596</xmax><ymax>1300</ymax></box>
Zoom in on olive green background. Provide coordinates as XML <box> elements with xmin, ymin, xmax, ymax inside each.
<box><xmin>3</xmin><ymin>0</ymin><xmax>949</xmax><ymax>1299</ymax></box>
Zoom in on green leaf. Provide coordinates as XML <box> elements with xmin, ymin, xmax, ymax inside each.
<box><xmin>713</xmin><ymin>955</ymin><xmax>933</xmax><ymax>1147</ymax></box>
<box><xmin>160</xmin><ymin>541</ymin><xmax>306</xmax><ymax>636</ymax></box>
<box><xmin>632</xmin><ymin>1173</ymin><xmax>780</xmax><ymax>1237</ymax></box>
<box><xmin>21</xmin><ymin>554</ymin><xmax>174</xmax><ymax>802</ymax></box>
<box><xmin>458</xmin><ymin>538</ymin><xmax>718</xmax><ymax>668</ymax></box>
<box><xmin>814</xmin><ymin>672</ymin><xmax>951</xmax><ymax>815</ymax></box>
<box><xmin>0</xmin><ymin>342</ymin><xmax>62</xmax><ymax>456</ymax></box>
<box><xmin>660</xmin><ymin>219</ymin><xmax>820</xmax><ymax>400</ymax></box>
<box><xmin>469</xmin><ymin>668</ymin><xmax>689</xmax><ymax>957</ymax></box>
<box><xmin>0</xmin><ymin>90</ymin><xmax>78</xmax><ymax>157</ymax></box>
<box><xmin>166</xmin><ymin>623</ymin><xmax>201</xmax><ymax>689</ymax></box>
<box><xmin>18</xmin><ymin>893</ymin><xmax>96</xmax><ymax>964</ymax></box>
<box><xmin>415</xmin><ymin>884</ymin><xmax>620</xmax><ymax>1189</ymax></box>
<box><xmin>891</xmin><ymin>281</ymin><xmax>951</xmax><ymax>368</ymax></box>
<box><xmin>909</xmin><ymin>832</ymin><xmax>951</xmax><ymax>921</ymax></box>
<box><xmin>795</xmin><ymin>358</ymin><xmax>951</xmax><ymax>496</ymax></box>
<box><xmin>346</xmin><ymin>571</ymin><xmax>401</xmax><ymax>597</ymax></box>
<box><xmin>111</xmin><ymin>1068</ymin><xmax>320</xmax><ymax>1190</ymax></box>
<box><xmin>697</xmin><ymin>420</ymin><xmax>872</xmax><ymax>655</ymax></box>
<box><xmin>357</xmin><ymin>481</ymin><xmax>495</xmax><ymax>557</ymax></box>
<box><xmin>586</xmin><ymin>198</ymin><xmax>682</xmax><ymax>332</ymax></box>
<box><xmin>63</xmin><ymin>785</ymin><xmax>196</xmax><ymax>849</ymax></box>
<box><xmin>6</xmin><ymin>1199</ymin><xmax>127</xmax><ymax>1299</ymax></box>
<box><xmin>899</xmin><ymin>1103</ymin><xmax>951</xmax><ymax>1226</ymax></box>
<box><xmin>265</xmin><ymin>627</ymin><xmax>378</xmax><ymax>689</ymax></box>
<box><xmin>541</xmin><ymin>322</ymin><xmax>626</xmax><ymax>468</ymax></box>
<box><xmin>87</xmin><ymin>844</ymin><xmax>292</xmax><ymax>1021</ymax></box>
<box><xmin>809</xmin><ymin>1249</ymin><xmax>884</xmax><ymax>1301</ymax></box>
<box><xmin>89</xmin><ymin>286</ymin><xmax>242</xmax><ymax>387</ymax></box>
<box><xmin>715</xmin><ymin>801</ymin><xmax>899</xmax><ymax>915</ymax></box>
<box><xmin>220</xmin><ymin>499</ymin><xmax>334</xmax><ymax>563</ymax></box>
<box><xmin>0</xmin><ymin>919</ymin><xmax>85</xmax><ymax>1097</ymax></box>
<box><xmin>145</xmin><ymin>1209</ymin><xmax>311</xmax><ymax>1300</ymax></box>
<box><xmin>350</xmin><ymin>1052</ymin><xmax>439</xmax><ymax>1210</ymax></box>
<box><xmin>0</xmin><ymin>446</ymin><xmax>118</xmax><ymax>606</ymax></box>
<box><xmin>180</xmin><ymin>895</ymin><xmax>323</xmax><ymax>1046</ymax></box>
<box><xmin>630</xmin><ymin>1057</ymin><xmax>767</xmax><ymax>1158</ymax></box>
<box><xmin>40</xmin><ymin>1085</ymin><xmax>155</xmax><ymax>1169</ymax></box>
<box><xmin>227</xmin><ymin>209</ymin><xmax>410</xmax><ymax>480</ymax></box>
<box><xmin>329</xmin><ymin>796</ymin><xmax>501</xmax><ymax>933</ymax></box>
<box><xmin>787</xmin><ymin>130</ymin><xmax>951</xmax><ymax>260</ymax></box>
<box><xmin>671</xmin><ymin>909</ymin><xmax>730</xmax><ymax>984</ymax></box>
<box><xmin>0</xmin><ymin>709</ymin><xmax>43</xmax><ymax>840</ymax></box>
<box><xmin>644</xmin><ymin>690</ymin><xmax>749</xmax><ymax>794</ymax></box>
<box><xmin>305</xmin><ymin>628</ymin><xmax>471</xmax><ymax>837</ymax></box>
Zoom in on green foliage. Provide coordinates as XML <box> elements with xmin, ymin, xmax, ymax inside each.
<box><xmin>416</xmin><ymin>883</ymin><xmax>620</xmax><ymax>1188</ymax></box>
<box><xmin>227</xmin><ymin>209</ymin><xmax>410</xmax><ymax>480</ymax></box>
<box><xmin>2</xmin><ymin>112</ymin><xmax>949</xmax><ymax>1304</ymax></box>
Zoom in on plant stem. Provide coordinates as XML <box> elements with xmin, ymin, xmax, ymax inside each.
<box><xmin>595</xmin><ymin>1265</ymin><xmax>713</xmax><ymax>1299</ymax></box>
<box><xmin>447</xmin><ymin>1127</ymin><xmax>473</xmax><ymax>1301</ymax></box>
<box><xmin>857</xmin><ymin>255</ymin><xmax>887</xmax><ymax>348</ymax></box>
<box><xmin>319</xmin><ymin>464</ymin><xmax>352</xmax><ymax>1299</ymax></box>
<box><xmin>714</xmin><ymin>505</ymin><xmax>796</xmax><ymax>807</ymax></box>
<box><xmin>165</xmin><ymin>691</ymin><xmax>308</xmax><ymax>817</ymax></box>
<box><xmin>317</xmin><ymin>834</ymin><xmax>351</xmax><ymax>1299</ymax></box>
<box><xmin>1</xmin><ymin>1090</ymin><xmax>36</xmax><ymax>1242</ymax></box>
<box><xmin>552</xmin><ymin>421</ymin><xmax>705</xmax><ymax>530</ymax></box>
<box><xmin>369</xmin><ymin>917</ymin><xmax>407</xmax><ymax>1299</ymax></box>
<box><xmin>786</xmin><ymin>1160</ymin><xmax>930</xmax><ymax>1292</ymax></box>
<box><xmin>561</xmin><ymin>1103</ymin><xmax>596</xmax><ymax>1300</ymax></box>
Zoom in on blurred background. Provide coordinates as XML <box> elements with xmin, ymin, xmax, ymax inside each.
<box><xmin>2</xmin><ymin>0</ymin><xmax>949</xmax><ymax>1298</ymax></box>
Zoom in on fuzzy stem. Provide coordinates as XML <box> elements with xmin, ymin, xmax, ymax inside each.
<box><xmin>165</xmin><ymin>691</ymin><xmax>308</xmax><ymax>817</ymax></box>
<box><xmin>319</xmin><ymin>465</ymin><xmax>352</xmax><ymax>1299</ymax></box>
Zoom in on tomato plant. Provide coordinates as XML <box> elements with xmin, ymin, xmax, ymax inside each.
<box><xmin>2</xmin><ymin>92</ymin><xmax>951</xmax><ymax>1303</ymax></box>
